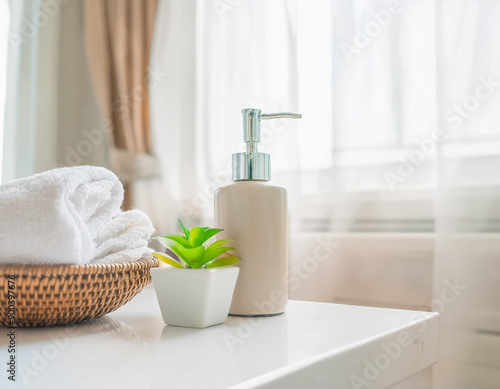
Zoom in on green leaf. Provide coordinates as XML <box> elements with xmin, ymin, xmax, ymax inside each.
<box><xmin>199</xmin><ymin>246</ymin><xmax>235</xmax><ymax>267</ymax></box>
<box><xmin>201</xmin><ymin>228</ymin><xmax>223</xmax><ymax>242</ymax></box>
<box><xmin>207</xmin><ymin>239</ymin><xmax>234</xmax><ymax>250</ymax></box>
<box><xmin>156</xmin><ymin>221</ymin><xmax>233</xmax><ymax>268</ymax></box>
<box><xmin>188</xmin><ymin>227</ymin><xmax>206</xmax><ymax>247</ymax></box>
<box><xmin>153</xmin><ymin>236</ymin><xmax>170</xmax><ymax>248</ymax></box>
<box><xmin>206</xmin><ymin>254</ymin><xmax>240</xmax><ymax>268</ymax></box>
<box><xmin>164</xmin><ymin>235</ymin><xmax>191</xmax><ymax>248</ymax></box>
<box><xmin>152</xmin><ymin>252</ymin><xmax>185</xmax><ymax>268</ymax></box>
<box><xmin>169</xmin><ymin>243</ymin><xmax>205</xmax><ymax>268</ymax></box>
<box><xmin>179</xmin><ymin>219</ymin><xmax>190</xmax><ymax>239</ymax></box>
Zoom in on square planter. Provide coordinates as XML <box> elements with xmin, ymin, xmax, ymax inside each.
<box><xmin>151</xmin><ymin>266</ymin><xmax>239</xmax><ymax>328</ymax></box>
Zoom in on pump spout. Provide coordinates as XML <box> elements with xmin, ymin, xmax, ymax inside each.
<box><xmin>241</xmin><ymin>109</ymin><xmax>302</xmax><ymax>150</ymax></box>
<box><xmin>261</xmin><ymin>112</ymin><xmax>303</xmax><ymax>120</ymax></box>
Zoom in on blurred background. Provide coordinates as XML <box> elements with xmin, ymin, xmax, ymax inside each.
<box><xmin>1</xmin><ymin>0</ymin><xmax>500</xmax><ymax>388</ymax></box>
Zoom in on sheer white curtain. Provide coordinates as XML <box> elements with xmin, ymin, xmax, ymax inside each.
<box><xmin>2</xmin><ymin>0</ymin><xmax>108</xmax><ymax>183</ymax></box>
<box><xmin>151</xmin><ymin>0</ymin><xmax>441</xmax><ymax>230</ymax></box>
<box><xmin>151</xmin><ymin>1</ymin><xmax>500</xmax><ymax>387</ymax></box>
<box><xmin>150</xmin><ymin>0</ymin><xmax>301</xmax><ymax>231</ymax></box>
<box><xmin>3</xmin><ymin>0</ymin><xmax>46</xmax><ymax>182</ymax></box>
<box><xmin>0</xmin><ymin>0</ymin><xmax>9</xmax><ymax>183</ymax></box>
<box><xmin>433</xmin><ymin>1</ymin><xmax>500</xmax><ymax>388</ymax></box>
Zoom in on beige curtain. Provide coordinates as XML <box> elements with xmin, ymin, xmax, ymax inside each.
<box><xmin>84</xmin><ymin>0</ymin><xmax>159</xmax><ymax>209</ymax></box>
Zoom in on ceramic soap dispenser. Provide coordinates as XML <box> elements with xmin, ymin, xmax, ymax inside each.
<box><xmin>214</xmin><ymin>108</ymin><xmax>302</xmax><ymax>316</ymax></box>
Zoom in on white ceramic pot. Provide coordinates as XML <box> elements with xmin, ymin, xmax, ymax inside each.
<box><xmin>150</xmin><ymin>266</ymin><xmax>240</xmax><ymax>328</ymax></box>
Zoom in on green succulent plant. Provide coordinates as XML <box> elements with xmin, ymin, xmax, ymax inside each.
<box><xmin>152</xmin><ymin>219</ymin><xmax>240</xmax><ymax>269</ymax></box>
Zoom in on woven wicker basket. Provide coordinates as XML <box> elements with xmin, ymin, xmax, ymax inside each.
<box><xmin>0</xmin><ymin>256</ymin><xmax>159</xmax><ymax>327</ymax></box>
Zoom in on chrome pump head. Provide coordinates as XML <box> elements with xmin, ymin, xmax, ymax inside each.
<box><xmin>232</xmin><ymin>108</ymin><xmax>302</xmax><ymax>181</ymax></box>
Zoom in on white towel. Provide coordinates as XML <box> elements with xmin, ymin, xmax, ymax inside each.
<box><xmin>92</xmin><ymin>209</ymin><xmax>154</xmax><ymax>264</ymax></box>
<box><xmin>0</xmin><ymin>166</ymin><xmax>154</xmax><ymax>265</ymax></box>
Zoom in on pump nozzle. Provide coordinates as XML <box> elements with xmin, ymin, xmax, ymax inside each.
<box><xmin>234</xmin><ymin>108</ymin><xmax>302</xmax><ymax>181</ymax></box>
<box><xmin>261</xmin><ymin>112</ymin><xmax>303</xmax><ymax>119</ymax></box>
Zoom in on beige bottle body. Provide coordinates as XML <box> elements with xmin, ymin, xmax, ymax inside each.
<box><xmin>214</xmin><ymin>180</ymin><xmax>288</xmax><ymax>316</ymax></box>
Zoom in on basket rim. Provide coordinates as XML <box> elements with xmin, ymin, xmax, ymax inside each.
<box><xmin>0</xmin><ymin>256</ymin><xmax>159</xmax><ymax>277</ymax></box>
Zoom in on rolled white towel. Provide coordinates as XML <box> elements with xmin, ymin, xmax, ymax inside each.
<box><xmin>92</xmin><ymin>209</ymin><xmax>155</xmax><ymax>264</ymax></box>
<box><xmin>0</xmin><ymin>166</ymin><xmax>153</xmax><ymax>265</ymax></box>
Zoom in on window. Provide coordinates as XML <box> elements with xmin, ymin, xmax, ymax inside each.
<box><xmin>269</xmin><ymin>1</ymin><xmax>500</xmax><ymax>233</ymax></box>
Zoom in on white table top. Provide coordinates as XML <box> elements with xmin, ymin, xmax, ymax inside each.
<box><xmin>0</xmin><ymin>286</ymin><xmax>439</xmax><ymax>389</ymax></box>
